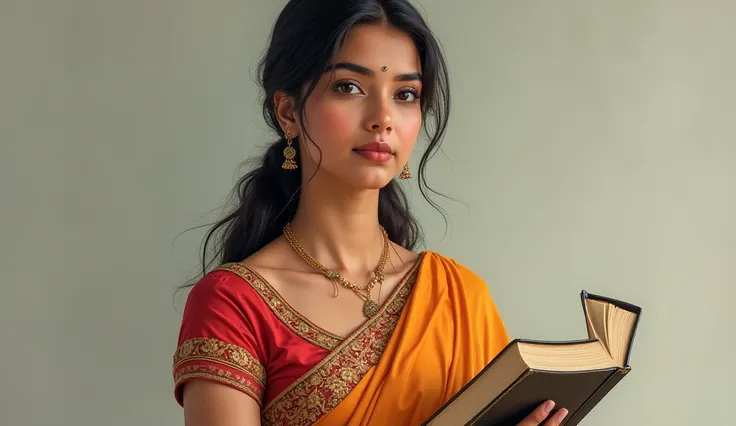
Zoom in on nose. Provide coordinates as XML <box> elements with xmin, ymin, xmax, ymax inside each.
<box><xmin>365</xmin><ymin>97</ymin><xmax>393</xmax><ymax>134</ymax></box>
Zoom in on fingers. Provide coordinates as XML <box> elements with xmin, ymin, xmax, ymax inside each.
<box><xmin>543</xmin><ymin>406</ymin><xmax>568</xmax><ymax>426</ymax></box>
<box><xmin>516</xmin><ymin>400</ymin><xmax>554</xmax><ymax>426</ymax></box>
<box><xmin>516</xmin><ymin>401</ymin><xmax>569</xmax><ymax>426</ymax></box>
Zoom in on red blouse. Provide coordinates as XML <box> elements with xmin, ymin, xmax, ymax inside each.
<box><xmin>173</xmin><ymin>263</ymin><xmax>346</xmax><ymax>407</ymax></box>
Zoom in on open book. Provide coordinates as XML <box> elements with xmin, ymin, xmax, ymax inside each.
<box><xmin>422</xmin><ymin>290</ymin><xmax>642</xmax><ymax>426</ymax></box>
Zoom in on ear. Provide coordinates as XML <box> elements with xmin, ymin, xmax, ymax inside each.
<box><xmin>273</xmin><ymin>92</ymin><xmax>299</xmax><ymax>136</ymax></box>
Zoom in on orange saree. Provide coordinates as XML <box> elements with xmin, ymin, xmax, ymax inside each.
<box><xmin>173</xmin><ymin>251</ymin><xmax>509</xmax><ymax>426</ymax></box>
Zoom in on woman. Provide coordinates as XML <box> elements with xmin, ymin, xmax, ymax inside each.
<box><xmin>172</xmin><ymin>1</ymin><xmax>568</xmax><ymax>425</ymax></box>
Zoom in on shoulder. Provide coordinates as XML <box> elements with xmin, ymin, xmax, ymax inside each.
<box><xmin>422</xmin><ymin>251</ymin><xmax>490</xmax><ymax>291</ymax></box>
<box><xmin>174</xmin><ymin>265</ymin><xmax>270</xmax><ymax>407</ymax></box>
<box><xmin>177</xmin><ymin>265</ymin><xmax>270</xmax><ymax>348</ymax></box>
<box><xmin>183</xmin><ymin>265</ymin><xmax>259</xmax><ymax>309</ymax></box>
<box><xmin>426</xmin><ymin>251</ymin><xmax>510</xmax><ymax>343</ymax></box>
<box><xmin>426</xmin><ymin>251</ymin><xmax>475</xmax><ymax>272</ymax></box>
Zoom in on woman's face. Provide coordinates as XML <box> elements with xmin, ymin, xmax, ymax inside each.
<box><xmin>288</xmin><ymin>23</ymin><xmax>423</xmax><ymax>190</ymax></box>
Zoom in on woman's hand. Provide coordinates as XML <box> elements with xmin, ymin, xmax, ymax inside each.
<box><xmin>516</xmin><ymin>400</ymin><xmax>568</xmax><ymax>426</ymax></box>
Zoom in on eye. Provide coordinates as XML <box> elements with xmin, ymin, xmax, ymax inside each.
<box><xmin>396</xmin><ymin>89</ymin><xmax>420</xmax><ymax>103</ymax></box>
<box><xmin>334</xmin><ymin>82</ymin><xmax>363</xmax><ymax>95</ymax></box>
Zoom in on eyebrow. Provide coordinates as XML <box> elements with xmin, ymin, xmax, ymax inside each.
<box><xmin>325</xmin><ymin>62</ymin><xmax>422</xmax><ymax>82</ymax></box>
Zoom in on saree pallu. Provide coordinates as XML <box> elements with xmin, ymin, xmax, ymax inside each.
<box><xmin>173</xmin><ymin>251</ymin><xmax>509</xmax><ymax>426</ymax></box>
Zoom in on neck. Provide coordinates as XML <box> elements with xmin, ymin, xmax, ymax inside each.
<box><xmin>287</xmin><ymin>178</ymin><xmax>384</xmax><ymax>273</ymax></box>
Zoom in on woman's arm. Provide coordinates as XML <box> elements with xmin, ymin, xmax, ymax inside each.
<box><xmin>183</xmin><ymin>380</ymin><xmax>262</xmax><ymax>426</ymax></box>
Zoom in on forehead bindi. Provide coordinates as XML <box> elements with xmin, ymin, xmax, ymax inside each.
<box><xmin>335</xmin><ymin>24</ymin><xmax>421</xmax><ymax>76</ymax></box>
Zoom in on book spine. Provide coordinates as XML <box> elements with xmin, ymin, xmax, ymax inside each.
<box><xmin>562</xmin><ymin>368</ymin><xmax>628</xmax><ymax>426</ymax></box>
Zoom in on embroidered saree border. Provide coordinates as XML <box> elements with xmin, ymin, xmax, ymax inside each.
<box><xmin>217</xmin><ymin>263</ymin><xmax>344</xmax><ymax>351</ymax></box>
<box><xmin>173</xmin><ymin>337</ymin><xmax>266</xmax><ymax>404</ymax></box>
<box><xmin>260</xmin><ymin>260</ymin><xmax>422</xmax><ymax>426</ymax></box>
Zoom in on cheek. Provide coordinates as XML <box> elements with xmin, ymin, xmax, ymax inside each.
<box><xmin>397</xmin><ymin>109</ymin><xmax>422</xmax><ymax>153</ymax></box>
<box><xmin>299</xmin><ymin>99</ymin><xmax>359</xmax><ymax>166</ymax></box>
<box><xmin>307</xmin><ymin>101</ymin><xmax>358</xmax><ymax>148</ymax></box>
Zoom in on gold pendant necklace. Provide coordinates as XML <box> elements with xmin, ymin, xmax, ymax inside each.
<box><xmin>283</xmin><ymin>223</ymin><xmax>389</xmax><ymax>318</ymax></box>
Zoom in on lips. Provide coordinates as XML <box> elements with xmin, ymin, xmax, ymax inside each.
<box><xmin>353</xmin><ymin>141</ymin><xmax>394</xmax><ymax>163</ymax></box>
<box><xmin>353</xmin><ymin>141</ymin><xmax>394</xmax><ymax>154</ymax></box>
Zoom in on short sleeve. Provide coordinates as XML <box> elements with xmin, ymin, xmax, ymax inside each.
<box><xmin>172</xmin><ymin>269</ymin><xmax>267</xmax><ymax>407</ymax></box>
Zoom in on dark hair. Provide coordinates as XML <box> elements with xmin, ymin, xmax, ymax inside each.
<box><xmin>192</xmin><ymin>0</ymin><xmax>451</xmax><ymax>280</ymax></box>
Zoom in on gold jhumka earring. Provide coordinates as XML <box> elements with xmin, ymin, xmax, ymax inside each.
<box><xmin>399</xmin><ymin>163</ymin><xmax>412</xmax><ymax>179</ymax></box>
<box><xmin>281</xmin><ymin>128</ymin><xmax>298</xmax><ymax>170</ymax></box>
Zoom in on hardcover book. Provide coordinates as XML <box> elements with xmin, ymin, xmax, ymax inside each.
<box><xmin>422</xmin><ymin>290</ymin><xmax>642</xmax><ymax>426</ymax></box>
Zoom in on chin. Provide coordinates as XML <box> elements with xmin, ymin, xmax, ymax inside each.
<box><xmin>347</xmin><ymin>171</ymin><xmax>395</xmax><ymax>190</ymax></box>
<box><xmin>315</xmin><ymin>164</ymin><xmax>397</xmax><ymax>191</ymax></box>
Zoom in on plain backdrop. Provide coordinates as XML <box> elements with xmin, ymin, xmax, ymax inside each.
<box><xmin>1</xmin><ymin>1</ymin><xmax>734</xmax><ymax>425</ymax></box>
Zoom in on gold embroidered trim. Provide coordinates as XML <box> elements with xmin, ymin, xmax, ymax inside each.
<box><xmin>260</xmin><ymin>259</ymin><xmax>422</xmax><ymax>426</ymax></box>
<box><xmin>173</xmin><ymin>337</ymin><xmax>266</xmax><ymax>385</ymax></box>
<box><xmin>216</xmin><ymin>263</ymin><xmax>344</xmax><ymax>350</ymax></box>
<box><xmin>175</xmin><ymin>365</ymin><xmax>263</xmax><ymax>405</ymax></box>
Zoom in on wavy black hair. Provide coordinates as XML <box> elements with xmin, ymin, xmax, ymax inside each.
<box><xmin>189</xmin><ymin>0</ymin><xmax>451</xmax><ymax>283</ymax></box>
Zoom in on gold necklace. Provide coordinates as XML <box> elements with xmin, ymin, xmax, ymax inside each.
<box><xmin>282</xmin><ymin>223</ymin><xmax>389</xmax><ymax>318</ymax></box>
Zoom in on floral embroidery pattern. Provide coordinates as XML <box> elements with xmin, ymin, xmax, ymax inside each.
<box><xmin>173</xmin><ymin>337</ymin><xmax>266</xmax><ymax>403</ymax></box>
<box><xmin>174</xmin><ymin>364</ymin><xmax>263</xmax><ymax>403</ymax></box>
<box><xmin>217</xmin><ymin>263</ymin><xmax>344</xmax><ymax>350</ymax></box>
<box><xmin>260</xmin><ymin>263</ymin><xmax>421</xmax><ymax>426</ymax></box>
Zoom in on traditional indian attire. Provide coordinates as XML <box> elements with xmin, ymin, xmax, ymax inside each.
<box><xmin>173</xmin><ymin>251</ymin><xmax>510</xmax><ymax>425</ymax></box>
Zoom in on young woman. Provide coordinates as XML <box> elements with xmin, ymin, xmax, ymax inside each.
<box><xmin>172</xmin><ymin>1</ymin><xmax>568</xmax><ymax>425</ymax></box>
